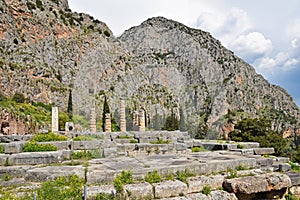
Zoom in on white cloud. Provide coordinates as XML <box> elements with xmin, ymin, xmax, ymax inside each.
<box><xmin>292</xmin><ymin>38</ymin><xmax>300</xmax><ymax>48</ymax></box>
<box><xmin>196</xmin><ymin>7</ymin><xmax>252</xmax><ymax>47</ymax></box>
<box><xmin>231</xmin><ymin>32</ymin><xmax>272</xmax><ymax>61</ymax></box>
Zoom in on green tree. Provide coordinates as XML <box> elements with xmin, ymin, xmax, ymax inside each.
<box><xmin>162</xmin><ymin>109</ymin><xmax>179</xmax><ymax>131</ymax></box>
<box><xmin>67</xmin><ymin>89</ymin><xmax>73</xmax><ymax>120</ymax></box>
<box><xmin>102</xmin><ymin>95</ymin><xmax>110</xmax><ymax>131</ymax></box>
<box><xmin>230</xmin><ymin>118</ymin><xmax>286</xmax><ymax>156</ymax></box>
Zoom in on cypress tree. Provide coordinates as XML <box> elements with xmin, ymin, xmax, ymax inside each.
<box><xmin>102</xmin><ymin>95</ymin><xmax>110</xmax><ymax>131</ymax></box>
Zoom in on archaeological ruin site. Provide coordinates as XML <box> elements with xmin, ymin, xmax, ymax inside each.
<box><xmin>0</xmin><ymin>100</ymin><xmax>300</xmax><ymax>200</ymax></box>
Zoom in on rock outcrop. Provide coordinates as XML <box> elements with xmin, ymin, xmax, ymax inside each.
<box><xmin>0</xmin><ymin>0</ymin><xmax>299</xmax><ymax>136</ymax></box>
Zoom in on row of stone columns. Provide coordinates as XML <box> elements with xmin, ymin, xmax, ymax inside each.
<box><xmin>51</xmin><ymin>99</ymin><xmax>146</xmax><ymax>133</ymax></box>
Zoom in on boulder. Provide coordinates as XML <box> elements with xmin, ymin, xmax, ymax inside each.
<box><xmin>223</xmin><ymin>173</ymin><xmax>292</xmax><ymax>199</ymax></box>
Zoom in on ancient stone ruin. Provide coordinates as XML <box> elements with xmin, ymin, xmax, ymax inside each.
<box><xmin>0</xmin><ymin>100</ymin><xmax>299</xmax><ymax>199</ymax></box>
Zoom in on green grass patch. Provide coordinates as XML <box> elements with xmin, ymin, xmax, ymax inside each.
<box><xmin>31</xmin><ymin>132</ymin><xmax>67</xmax><ymax>142</ymax></box>
<box><xmin>0</xmin><ymin>144</ymin><xmax>4</xmax><ymax>154</ymax></box>
<box><xmin>23</xmin><ymin>141</ymin><xmax>57</xmax><ymax>152</ymax></box>
<box><xmin>118</xmin><ymin>135</ymin><xmax>133</xmax><ymax>139</ymax></box>
<box><xmin>191</xmin><ymin>146</ymin><xmax>207</xmax><ymax>152</ymax></box>
<box><xmin>71</xmin><ymin>150</ymin><xmax>102</xmax><ymax>160</ymax></box>
<box><xmin>73</xmin><ymin>134</ymin><xmax>103</xmax><ymax>141</ymax></box>
<box><xmin>114</xmin><ymin>170</ymin><xmax>134</xmax><ymax>193</ymax></box>
<box><xmin>145</xmin><ymin>170</ymin><xmax>162</xmax><ymax>184</ymax></box>
<box><xmin>236</xmin><ymin>164</ymin><xmax>249</xmax><ymax>171</ymax></box>
<box><xmin>226</xmin><ymin>168</ymin><xmax>237</xmax><ymax>179</ymax></box>
<box><xmin>150</xmin><ymin>139</ymin><xmax>170</xmax><ymax>144</ymax></box>
<box><xmin>202</xmin><ymin>185</ymin><xmax>211</xmax><ymax>195</ymax></box>
<box><xmin>176</xmin><ymin>168</ymin><xmax>196</xmax><ymax>183</ymax></box>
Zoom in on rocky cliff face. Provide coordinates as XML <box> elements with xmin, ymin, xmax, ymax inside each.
<box><xmin>0</xmin><ymin>0</ymin><xmax>299</xmax><ymax>136</ymax></box>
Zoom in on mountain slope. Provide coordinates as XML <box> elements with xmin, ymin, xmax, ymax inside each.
<box><xmin>0</xmin><ymin>1</ymin><xmax>299</xmax><ymax>136</ymax></box>
<box><xmin>118</xmin><ymin>17</ymin><xmax>299</xmax><ymax>135</ymax></box>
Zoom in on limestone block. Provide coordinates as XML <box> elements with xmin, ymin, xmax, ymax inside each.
<box><xmin>61</xmin><ymin>150</ymin><xmax>72</xmax><ymax>160</ymax></box>
<box><xmin>175</xmin><ymin>143</ymin><xmax>187</xmax><ymax>151</ymax></box>
<box><xmin>193</xmin><ymin>139</ymin><xmax>202</xmax><ymax>147</ymax></box>
<box><xmin>279</xmin><ymin>163</ymin><xmax>291</xmax><ymax>172</ymax></box>
<box><xmin>187</xmin><ymin>175</ymin><xmax>224</xmax><ymax>193</ymax></box>
<box><xmin>40</xmin><ymin>141</ymin><xmax>70</xmax><ymax>150</ymax></box>
<box><xmin>25</xmin><ymin>165</ymin><xmax>85</xmax><ymax>182</ymax></box>
<box><xmin>286</xmin><ymin>172</ymin><xmax>300</xmax><ymax>186</ymax></box>
<box><xmin>0</xmin><ymin>165</ymin><xmax>30</xmax><ymax>178</ymax></box>
<box><xmin>8</xmin><ymin>151</ymin><xmax>63</xmax><ymax>165</ymax></box>
<box><xmin>238</xmin><ymin>142</ymin><xmax>260</xmax><ymax>149</ymax></box>
<box><xmin>72</xmin><ymin>141</ymin><xmax>102</xmax><ymax>150</ymax></box>
<box><xmin>290</xmin><ymin>186</ymin><xmax>300</xmax><ymax>197</ymax></box>
<box><xmin>103</xmin><ymin>147</ymin><xmax>117</xmax><ymax>158</ymax></box>
<box><xmin>211</xmin><ymin>190</ymin><xmax>238</xmax><ymax>200</ymax></box>
<box><xmin>87</xmin><ymin>185</ymin><xmax>115</xmax><ymax>197</ymax></box>
<box><xmin>186</xmin><ymin>193</ymin><xmax>211</xmax><ymax>200</ymax></box>
<box><xmin>253</xmin><ymin>148</ymin><xmax>275</xmax><ymax>155</ymax></box>
<box><xmin>4</xmin><ymin>142</ymin><xmax>25</xmax><ymax>154</ymax></box>
<box><xmin>256</xmin><ymin>157</ymin><xmax>273</xmax><ymax>166</ymax></box>
<box><xmin>154</xmin><ymin>180</ymin><xmax>188</xmax><ymax>198</ymax></box>
<box><xmin>223</xmin><ymin>172</ymin><xmax>292</xmax><ymax>194</ymax></box>
<box><xmin>0</xmin><ymin>154</ymin><xmax>9</xmax><ymax>166</ymax></box>
<box><xmin>124</xmin><ymin>182</ymin><xmax>153</xmax><ymax>199</ymax></box>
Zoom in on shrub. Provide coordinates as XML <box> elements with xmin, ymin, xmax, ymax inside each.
<box><xmin>0</xmin><ymin>145</ymin><xmax>4</xmax><ymax>154</ymax></box>
<box><xmin>191</xmin><ymin>146</ymin><xmax>207</xmax><ymax>152</ymax></box>
<box><xmin>73</xmin><ymin>135</ymin><xmax>94</xmax><ymax>141</ymax></box>
<box><xmin>226</xmin><ymin>168</ymin><xmax>237</xmax><ymax>179</ymax></box>
<box><xmin>145</xmin><ymin>170</ymin><xmax>161</xmax><ymax>183</ymax></box>
<box><xmin>150</xmin><ymin>138</ymin><xmax>170</xmax><ymax>144</ymax></box>
<box><xmin>31</xmin><ymin>132</ymin><xmax>67</xmax><ymax>142</ymax></box>
<box><xmin>130</xmin><ymin>139</ymin><xmax>138</xmax><ymax>143</ymax></box>
<box><xmin>176</xmin><ymin>168</ymin><xmax>196</xmax><ymax>183</ymax></box>
<box><xmin>113</xmin><ymin>170</ymin><xmax>133</xmax><ymax>193</ymax></box>
<box><xmin>237</xmin><ymin>143</ymin><xmax>244</xmax><ymax>149</ymax></box>
<box><xmin>36</xmin><ymin>175</ymin><xmax>84</xmax><ymax>199</ymax></box>
<box><xmin>236</xmin><ymin>164</ymin><xmax>249</xmax><ymax>171</ymax></box>
<box><xmin>12</xmin><ymin>93</ymin><xmax>25</xmax><ymax>103</ymax></box>
<box><xmin>202</xmin><ymin>185</ymin><xmax>211</xmax><ymax>195</ymax></box>
<box><xmin>72</xmin><ymin>150</ymin><xmax>92</xmax><ymax>160</ymax></box>
<box><xmin>164</xmin><ymin>171</ymin><xmax>175</xmax><ymax>181</ymax></box>
<box><xmin>23</xmin><ymin>142</ymin><xmax>57</xmax><ymax>152</ymax></box>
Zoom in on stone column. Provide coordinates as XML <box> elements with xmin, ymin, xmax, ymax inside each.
<box><xmin>105</xmin><ymin>113</ymin><xmax>111</xmax><ymax>132</ymax></box>
<box><xmin>120</xmin><ymin>99</ymin><xmax>126</xmax><ymax>132</ymax></box>
<box><xmin>90</xmin><ymin>107</ymin><xmax>96</xmax><ymax>133</ymax></box>
<box><xmin>138</xmin><ymin>110</ymin><xmax>145</xmax><ymax>132</ymax></box>
<box><xmin>51</xmin><ymin>107</ymin><xmax>59</xmax><ymax>132</ymax></box>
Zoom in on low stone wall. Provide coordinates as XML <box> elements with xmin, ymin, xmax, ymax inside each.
<box><xmin>86</xmin><ymin>172</ymin><xmax>291</xmax><ymax>200</ymax></box>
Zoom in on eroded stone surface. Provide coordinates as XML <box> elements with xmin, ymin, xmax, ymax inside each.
<box><xmin>223</xmin><ymin>173</ymin><xmax>292</xmax><ymax>198</ymax></box>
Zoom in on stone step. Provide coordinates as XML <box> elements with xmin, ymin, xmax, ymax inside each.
<box><xmin>286</xmin><ymin>172</ymin><xmax>300</xmax><ymax>186</ymax></box>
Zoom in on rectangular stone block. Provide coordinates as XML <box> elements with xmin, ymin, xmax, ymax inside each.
<box><xmin>187</xmin><ymin>175</ymin><xmax>224</xmax><ymax>193</ymax></box>
<box><xmin>4</xmin><ymin>142</ymin><xmax>25</xmax><ymax>154</ymax></box>
<box><xmin>87</xmin><ymin>185</ymin><xmax>115</xmax><ymax>197</ymax></box>
<box><xmin>154</xmin><ymin>180</ymin><xmax>188</xmax><ymax>198</ymax></box>
<box><xmin>8</xmin><ymin>151</ymin><xmax>63</xmax><ymax>165</ymax></box>
<box><xmin>175</xmin><ymin>143</ymin><xmax>187</xmax><ymax>151</ymax></box>
<box><xmin>253</xmin><ymin>148</ymin><xmax>275</xmax><ymax>155</ymax></box>
<box><xmin>256</xmin><ymin>158</ymin><xmax>273</xmax><ymax>166</ymax></box>
<box><xmin>40</xmin><ymin>141</ymin><xmax>70</xmax><ymax>150</ymax></box>
<box><xmin>72</xmin><ymin>141</ymin><xmax>102</xmax><ymax>150</ymax></box>
<box><xmin>103</xmin><ymin>148</ymin><xmax>117</xmax><ymax>158</ymax></box>
<box><xmin>124</xmin><ymin>182</ymin><xmax>153</xmax><ymax>199</ymax></box>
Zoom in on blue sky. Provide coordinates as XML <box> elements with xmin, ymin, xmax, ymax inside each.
<box><xmin>69</xmin><ymin>0</ymin><xmax>300</xmax><ymax>107</ymax></box>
